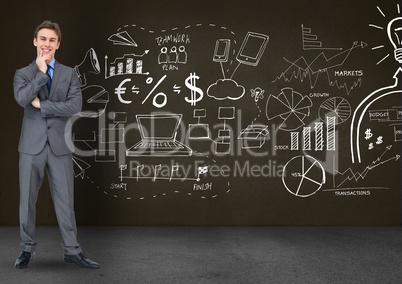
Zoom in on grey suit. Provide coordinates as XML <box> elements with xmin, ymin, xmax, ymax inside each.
<box><xmin>14</xmin><ymin>61</ymin><xmax>83</xmax><ymax>255</ymax></box>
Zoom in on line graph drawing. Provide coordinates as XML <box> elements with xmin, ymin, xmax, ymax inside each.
<box><xmin>335</xmin><ymin>145</ymin><xmax>400</xmax><ymax>188</ymax></box>
<box><xmin>273</xmin><ymin>41</ymin><xmax>366</xmax><ymax>95</ymax></box>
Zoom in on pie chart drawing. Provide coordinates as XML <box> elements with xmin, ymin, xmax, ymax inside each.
<box><xmin>266</xmin><ymin>87</ymin><xmax>313</xmax><ymax>131</ymax></box>
<box><xmin>282</xmin><ymin>155</ymin><xmax>326</xmax><ymax>197</ymax></box>
<box><xmin>79</xmin><ymin>85</ymin><xmax>109</xmax><ymax>118</ymax></box>
<box><xmin>318</xmin><ymin>97</ymin><xmax>351</xmax><ymax>124</ymax></box>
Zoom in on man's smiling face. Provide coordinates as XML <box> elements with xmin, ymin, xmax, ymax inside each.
<box><xmin>33</xmin><ymin>28</ymin><xmax>60</xmax><ymax>63</ymax></box>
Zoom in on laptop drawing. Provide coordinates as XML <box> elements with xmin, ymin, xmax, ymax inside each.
<box><xmin>126</xmin><ymin>114</ymin><xmax>193</xmax><ymax>157</ymax></box>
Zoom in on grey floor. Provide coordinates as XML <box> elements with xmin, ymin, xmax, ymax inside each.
<box><xmin>1</xmin><ymin>226</ymin><xmax>402</xmax><ymax>284</ymax></box>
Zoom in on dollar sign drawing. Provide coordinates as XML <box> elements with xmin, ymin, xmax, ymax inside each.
<box><xmin>364</xmin><ymin>128</ymin><xmax>373</xmax><ymax>140</ymax></box>
<box><xmin>185</xmin><ymin>72</ymin><xmax>204</xmax><ymax>106</ymax></box>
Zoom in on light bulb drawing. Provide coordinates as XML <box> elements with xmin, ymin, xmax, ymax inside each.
<box><xmin>350</xmin><ymin>5</ymin><xmax>402</xmax><ymax>164</ymax></box>
<box><xmin>387</xmin><ymin>17</ymin><xmax>402</xmax><ymax>63</ymax></box>
<box><xmin>369</xmin><ymin>4</ymin><xmax>401</xmax><ymax>65</ymax></box>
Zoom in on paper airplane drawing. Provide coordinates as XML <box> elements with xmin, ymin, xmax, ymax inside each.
<box><xmin>73</xmin><ymin>156</ymin><xmax>91</xmax><ymax>179</ymax></box>
<box><xmin>108</xmin><ymin>31</ymin><xmax>138</xmax><ymax>47</ymax></box>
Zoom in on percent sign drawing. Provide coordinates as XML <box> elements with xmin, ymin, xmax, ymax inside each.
<box><xmin>142</xmin><ymin>75</ymin><xmax>168</xmax><ymax>108</ymax></box>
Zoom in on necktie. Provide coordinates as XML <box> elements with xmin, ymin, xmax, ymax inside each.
<box><xmin>46</xmin><ymin>65</ymin><xmax>52</xmax><ymax>92</ymax></box>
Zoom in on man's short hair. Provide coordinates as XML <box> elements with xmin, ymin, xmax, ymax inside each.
<box><xmin>34</xmin><ymin>20</ymin><xmax>62</xmax><ymax>42</ymax></box>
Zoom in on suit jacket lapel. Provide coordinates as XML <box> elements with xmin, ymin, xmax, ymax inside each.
<box><xmin>49</xmin><ymin>61</ymin><xmax>61</xmax><ymax>99</ymax></box>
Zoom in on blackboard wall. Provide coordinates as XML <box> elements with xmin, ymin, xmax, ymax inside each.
<box><xmin>1</xmin><ymin>0</ymin><xmax>401</xmax><ymax>225</ymax></box>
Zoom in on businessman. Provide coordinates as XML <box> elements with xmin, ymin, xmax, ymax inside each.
<box><xmin>13</xmin><ymin>20</ymin><xmax>100</xmax><ymax>269</ymax></box>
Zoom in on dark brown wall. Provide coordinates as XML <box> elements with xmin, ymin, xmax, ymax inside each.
<box><xmin>1</xmin><ymin>0</ymin><xmax>401</xmax><ymax>225</ymax></box>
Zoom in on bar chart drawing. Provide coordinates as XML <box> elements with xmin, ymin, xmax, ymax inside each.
<box><xmin>105</xmin><ymin>52</ymin><xmax>150</xmax><ymax>79</ymax></box>
<box><xmin>303</xmin><ymin>127</ymin><xmax>311</xmax><ymax>150</ymax></box>
<box><xmin>289</xmin><ymin>116</ymin><xmax>336</xmax><ymax>151</ymax></box>
<box><xmin>326</xmin><ymin>116</ymin><xmax>336</xmax><ymax>151</ymax></box>
<box><xmin>290</xmin><ymin>132</ymin><xmax>299</xmax><ymax>150</ymax></box>
<box><xmin>314</xmin><ymin>122</ymin><xmax>324</xmax><ymax>151</ymax></box>
<box><xmin>301</xmin><ymin>24</ymin><xmax>342</xmax><ymax>51</ymax></box>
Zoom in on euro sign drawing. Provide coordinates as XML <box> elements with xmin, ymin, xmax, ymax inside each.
<box><xmin>185</xmin><ymin>72</ymin><xmax>203</xmax><ymax>106</ymax></box>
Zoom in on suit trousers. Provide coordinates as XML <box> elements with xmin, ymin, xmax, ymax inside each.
<box><xmin>19</xmin><ymin>142</ymin><xmax>82</xmax><ymax>255</ymax></box>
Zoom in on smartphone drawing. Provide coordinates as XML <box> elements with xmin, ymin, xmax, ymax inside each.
<box><xmin>213</xmin><ymin>39</ymin><xmax>231</xmax><ymax>62</ymax></box>
<box><xmin>236</xmin><ymin>32</ymin><xmax>269</xmax><ymax>66</ymax></box>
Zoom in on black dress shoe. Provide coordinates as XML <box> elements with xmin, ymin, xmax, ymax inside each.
<box><xmin>15</xmin><ymin>251</ymin><xmax>33</xmax><ymax>269</ymax></box>
<box><xmin>64</xmin><ymin>252</ymin><xmax>100</xmax><ymax>269</ymax></box>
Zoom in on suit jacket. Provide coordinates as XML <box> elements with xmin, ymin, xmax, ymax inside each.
<box><xmin>14</xmin><ymin>61</ymin><xmax>82</xmax><ymax>156</ymax></box>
